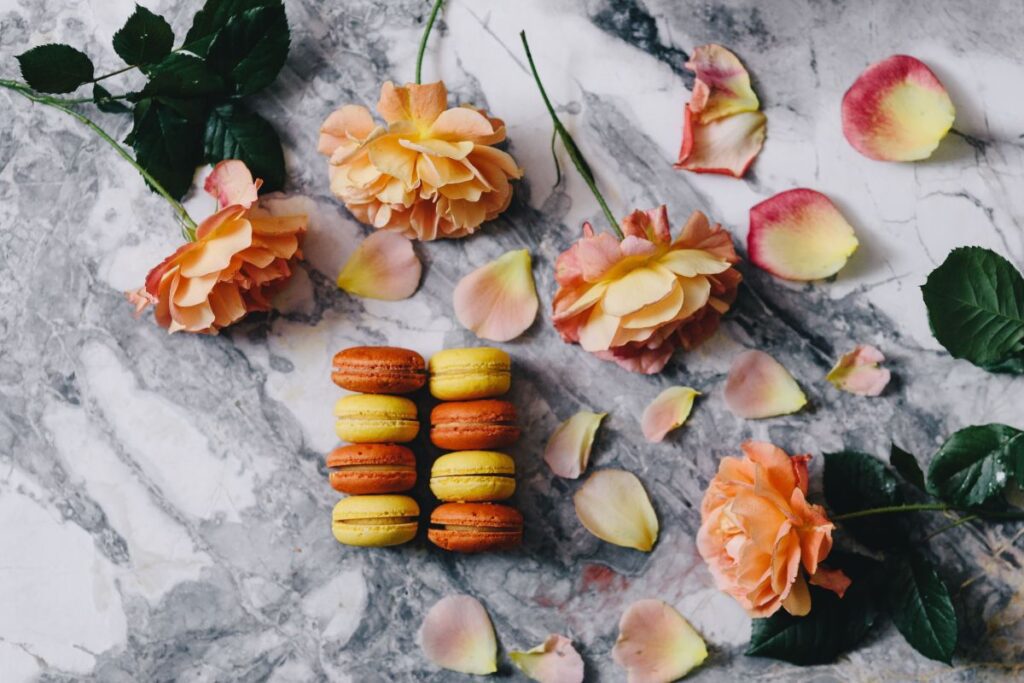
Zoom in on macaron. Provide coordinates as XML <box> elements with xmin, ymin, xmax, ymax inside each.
<box><xmin>429</xmin><ymin>348</ymin><xmax>511</xmax><ymax>401</ymax></box>
<box><xmin>327</xmin><ymin>444</ymin><xmax>417</xmax><ymax>494</ymax></box>
<box><xmin>430</xmin><ymin>400</ymin><xmax>520</xmax><ymax>450</ymax></box>
<box><xmin>334</xmin><ymin>394</ymin><xmax>419</xmax><ymax>443</ymax></box>
<box><xmin>430</xmin><ymin>450</ymin><xmax>516</xmax><ymax>502</ymax></box>
<box><xmin>428</xmin><ymin>502</ymin><xmax>523</xmax><ymax>552</ymax></box>
<box><xmin>332</xmin><ymin>494</ymin><xmax>420</xmax><ymax>547</ymax></box>
<box><xmin>332</xmin><ymin>346</ymin><xmax>426</xmax><ymax>394</ymax></box>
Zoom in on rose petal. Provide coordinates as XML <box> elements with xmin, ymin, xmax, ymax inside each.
<box><xmin>826</xmin><ymin>344</ymin><xmax>891</xmax><ymax>396</ymax></box>
<box><xmin>204</xmin><ymin>160</ymin><xmax>261</xmax><ymax>209</ymax></box>
<box><xmin>641</xmin><ymin>386</ymin><xmax>700</xmax><ymax>443</ymax></box>
<box><xmin>748</xmin><ymin>188</ymin><xmax>859</xmax><ymax>281</ymax></box>
<box><xmin>842</xmin><ymin>55</ymin><xmax>955</xmax><ymax>162</ymax></box>
<box><xmin>336</xmin><ymin>231</ymin><xmax>422</xmax><ymax>300</ymax></box>
<box><xmin>810</xmin><ymin>566</ymin><xmax>853</xmax><ymax>598</ymax></box>
<box><xmin>781</xmin><ymin>573</ymin><xmax>811</xmax><ymax>616</ymax></box>
<box><xmin>509</xmin><ymin>634</ymin><xmax>584</xmax><ymax>683</ymax></box>
<box><xmin>612</xmin><ymin>599</ymin><xmax>708</xmax><ymax>683</ymax></box>
<box><xmin>453</xmin><ymin>249</ymin><xmax>539</xmax><ymax>342</ymax></box>
<box><xmin>419</xmin><ymin>595</ymin><xmax>497</xmax><ymax>675</ymax></box>
<box><xmin>724</xmin><ymin>350</ymin><xmax>807</xmax><ymax>419</ymax></box>
<box><xmin>574</xmin><ymin>470</ymin><xmax>658</xmax><ymax>552</ymax></box>
<box><xmin>676</xmin><ymin>107</ymin><xmax>767</xmax><ymax>177</ymax></box>
<box><xmin>686</xmin><ymin>44</ymin><xmax>761</xmax><ymax>122</ymax></box>
<box><xmin>543</xmin><ymin>411</ymin><xmax>606</xmax><ymax>479</ymax></box>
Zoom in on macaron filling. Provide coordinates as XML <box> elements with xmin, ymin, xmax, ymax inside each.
<box><xmin>335</xmin><ymin>515</ymin><xmax>418</xmax><ymax>526</ymax></box>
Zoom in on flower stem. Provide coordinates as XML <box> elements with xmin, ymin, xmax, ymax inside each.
<box><xmin>921</xmin><ymin>514</ymin><xmax>979</xmax><ymax>543</ymax></box>
<box><xmin>519</xmin><ymin>31</ymin><xmax>622</xmax><ymax>238</ymax></box>
<box><xmin>1</xmin><ymin>79</ymin><xmax>197</xmax><ymax>235</ymax></box>
<box><xmin>834</xmin><ymin>502</ymin><xmax>1024</xmax><ymax>522</ymax></box>
<box><xmin>415</xmin><ymin>0</ymin><xmax>444</xmax><ymax>85</ymax></box>
<box><xmin>92</xmin><ymin>64</ymin><xmax>136</xmax><ymax>83</ymax></box>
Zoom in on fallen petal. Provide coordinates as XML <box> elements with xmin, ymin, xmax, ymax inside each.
<box><xmin>675</xmin><ymin>107</ymin><xmax>767</xmax><ymax>177</ymax></box>
<box><xmin>419</xmin><ymin>594</ymin><xmax>497</xmax><ymax>675</ymax></box>
<box><xmin>509</xmin><ymin>634</ymin><xmax>585</xmax><ymax>683</ymax></box>
<box><xmin>748</xmin><ymin>188</ymin><xmax>859</xmax><ymax>281</ymax></box>
<box><xmin>810</xmin><ymin>566</ymin><xmax>853</xmax><ymax>598</ymax></box>
<box><xmin>543</xmin><ymin>411</ymin><xmax>607</xmax><ymax>479</ymax></box>
<box><xmin>574</xmin><ymin>470</ymin><xmax>658</xmax><ymax>552</ymax></box>
<box><xmin>724</xmin><ymin>350</ymin><xmax>807</xmax><ymax>419</ymax></box>
<box><xmin>641</xmin><ymin>387</ymin><xmax>700</xmax><ymax>443</ymax></box>
<box><xmin>685</xmin><ymin>44</ymin><xmax>760</xmax><ymax>122</ymax></box>
<box><xmin>337</xmin><ymin>231</ymin><xmax>422</xmax><ymax>300</ymax></box>
<box><xmin>454</xmin><ymin>249</ymin><xmax>539</xmax><ymax>342</ymax></box>
<box><xmin>842</xmin><ymin>54</ymin><xmax>955</xmax><ymax>162</ymax></box>
<box><xmin>612</xmin><ymin>599</ymin><xmax>708</xmax><ymax>683</ymax></box>
<box><xmin>204</xmin><ymin>159</ymin><xmax>260</xmax><ymax>209</ymax></box>
<box><xmin>826</xmin><ymin>344</ymin><xmax>891</xmax><ymax>396</ymax></box>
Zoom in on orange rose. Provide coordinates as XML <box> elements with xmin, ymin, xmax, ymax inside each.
<box><xmin>318</xmin><ymin>81</ymin><xmax>522</xmax><ymax>240</ymax></box>
<box><xmin>127</xmin><ymin>161</ymin><xmax>306</xmax><ymax>333</ymax></box>
<box><xmin>697</xmin><ymin>442</ymin><xmax>848</xmax><ymax>617</ymax></box>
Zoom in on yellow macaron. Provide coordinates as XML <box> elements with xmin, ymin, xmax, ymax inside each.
<box><xmin>430</xmin><ymin>450</ymin><xmax>516</xmax><ymax>502</ymax></box>
<box><xmin>334</xmin><ymin>394</ymin><xmax>419</xmax><ymax>443</ymax></box>
<box><xmin>429</xmin><ymin>348</ymin><xmax>511</xmax><ymax>400</ymax></box>
<box><xmin>332</xmin><ymin>494</ymin><xmax>420</xmax><ymax>547</ymax></box>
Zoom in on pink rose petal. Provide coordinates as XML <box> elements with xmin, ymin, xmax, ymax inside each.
<box><xmin>810</xmin><ymin>566</ymin><xmax>853</xmax><ymax>598</ymax></box>
<box><xmin>842</xmin><ymin>55</ymin><xmax>955</xmax><ymax>162</ymax></box>
<box><xmin>612</xmin><ymin>599</ymin><xmax>708</xmax><ymax>683</ymax></box>
<box><xmin>204</xmin><ymin>160</ymin><xmax>261</xmax><ymax>209</ymax></box>
<box><xmin>748</xmin><ymin>188</ymin><xmax>859</xmax><ymax>281</ymax></box>
<box><xmin>336</xmin><ymin>231</ymin><xmax>421</xmax><ymax>300</ymax></box>
<box><xmin>574</xmin><ymin>470</ymin><xmax>659</xmax><ymax>552</ymax></box>
<box><xmin>641</xmin><ymin>387</ymin><xmax>700</xmax><ymax>443</ymax></box>
<box><xmin>826</xmin><ymin>344</ymin><xmax>891</xmax><ymax>396</ymax></box>
<box><xmin>419</xmin><ymin>595</ymin><xmax>497</xmax><ymax>675</ymax></box>
<box><xmin>509</xmin><ymin>634</ymin><xmax>584</xmax><ymax>683</ymax></box>
<box><xmin>543</xmin><ymin>411</ymin><xmax>606</xmax><ymax>479</ymax></box>
<box><xmin>724</xmin><ymin>350</ymin><xmax>807</xmax><ymax>419</ymax></box>
<box><xmin>453</xmin><ymin>249</ymin><xmax>539</xmax><ymax>342</ymax></box>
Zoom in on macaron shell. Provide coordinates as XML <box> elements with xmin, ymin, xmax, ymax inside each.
<box><xmin>333</xmin><ymin>521</ymin><xmax>418</xmax><ymax>547</ymax></box>
<box><xmin>429</xmin><ymin>348</ymin><xmax>511</xmax><ymax>400</ymax></box>
<box><xmin>332</xmin><ymin>494</ymin><xmax>420</xmax><ymax>547</ymax></box>
<box><xmin>333</xmin><ymin>494</ymin><xmax>420</xmax><ymax>520</ymax></box>
<box><xmin>430</xmin><ymin>502</ymin><xmax>523</xmax><ymax>528</ymax></box>
<box><xmin>334</xmin><ymin>394</ymin><xmax>420</xmax><ymax>443</ymax></box>
<box><xmin>428</xmin><ymin>502</ymin><xmax>523</xmax><ymax>552</ymax></box>
<box><xmin>329</xmin><ymin>468</ymin><xmax>417</xmax><ymax>495</ymax></box>
<box><xmin>332</xmin><ymin>346</ymin><xmax>426</xmax><ymax>394</ymax></box>
<box><xmin>430</xmin><ymin>475</ymin><xmax>516</xmax><ymax>502</ymax></box>
<box><xmin>327</xmin><ymin>444</ymin><xmax>417</xmax><ymax>494</ymax></box>
<box><xmin>430</xmin><ymin>400</ymin><xmax>520</xmax><ymax>450</ymax></box>
<box><xmin>427</xmin><ymin>527</ymin><xmax>521</xmax><ymax>552</ymax></box>
<box><xmin>431</xmin><ymin>450</ymin><xmax>515</xmax><ymax>477</ymax></box>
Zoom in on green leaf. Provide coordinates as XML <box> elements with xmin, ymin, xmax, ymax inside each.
<box><xmin>93</xmin><ymin>84</ymin><xmax>131</xmax><ymax>114</ymax></box>
<box><xmin>921</xmin><ymin>247</ymin><xmax>1024</xmax><ymax>374</ymax></box>
<box><xmin>823</xmin><ymin>450</ymin><xmax>905</xmax><ymax>548</ymax></box>
<box><xmin>112</xmin><ymin>4</ymin><xmax>174</xmax><ymax>66</ymax></box>
<box><xmin>204</xmin><ymin>103</ymin><xmax>285</xmax><ymax>191</ymax></box>
<box><xmin>17</xmin><ymin>44</ymin><xmax>94</xmax><ymax>93</ymax></box>
<box><xmin>891</xmin><ymin>443</ymin><xmax>926</xmax><ymax>491</ymax></box>
<box><xmin>747</xmin><ymin>553</ymin><xmax>881</xmax><ymax>665</ymax></box>
<box><xmin>184</xmin><ymin>0</ymin><xmax>282</xmax><ymax>56</ymax></box>
<box><xmin>128</xmin><ymin>98</ymin><xmax>203</xmax><ymax>199</ymax></box>
<box><xmin>134</xmin><ymin>53</ymin><xmax>225</xmax><ymax>99</ymax></box>
<box><xmin>885</xmin><ymin>552</ymin><xmax>957</xmax><ymax>663</ymax></box>
<box><xmin>926</xmin><ymin>424</ymin><xmax>1024</xmax><ymax>508</ymax></box>
<box><xmin>205</xmin><ymin>4</ymin><xmax>290</xmax><ymax>97</ymax></box>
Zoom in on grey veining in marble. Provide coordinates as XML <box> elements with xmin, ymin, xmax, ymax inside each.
<box><xmin>2</xmin><ymin>0</ymin><xmax>1024</xmax><ymax>681</ymax></box>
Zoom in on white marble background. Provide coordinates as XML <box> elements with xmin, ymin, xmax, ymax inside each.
<box><xmin>1</xmin><ymin>0</ymin><xmax>1023</xmax><ymax>680</ymax></box>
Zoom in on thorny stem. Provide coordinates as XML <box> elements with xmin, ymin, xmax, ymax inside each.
<box><xmin>520</xmin><ymin>30</ymin><xmax>622</xmax><ymax>238</ymax></box>
<box><xmin>415</xmin><ymin>0</ymin><xmax>444</xmax><ymax>85</ymax></box>
<box><xmin>1</xmin><ymin>78</ymin><xmax>198</xmax><ymax>238</ymax></box>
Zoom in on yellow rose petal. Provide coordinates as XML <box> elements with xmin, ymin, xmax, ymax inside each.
<box><xmin>510</xmin><ymin>634</ymin><xmax>584</xmax><ymax>683</ymax></box>
<box><xmin>453</xmin><ymin>249</ymin><xmax>539</xmax><ymax>342</ymax></box>
<box><xmin>543</xmin><ymin>411</ymin><xmax>607</xmax><ymax>479</ymax></box>
<box><xmin>612</xmin><ymin>599</ymin><xmax>708</xmax><ymax>682</ymax></box>
<box><xmin>574</xmin><ymin>469</ymin><xmax>658</xmax><ymax>552</ymax></box>
<box><xmin>419</xmin><ymin>595</ymin><xmax>497</xmax><ymax>675</ymax></box>
<box><xmin>724</xmin><ymin>350</ymin><xmax>807</xmax><ymax>419</ymax></box>
<box><xmin>337</xmin><ymin>231</ymin><xmax>422</xmax><ymax>300</ymax></box>
<box><xmin>641</xmin><ymin>386</ymin><xmax>700</xmax><ymax>443</ymax></box>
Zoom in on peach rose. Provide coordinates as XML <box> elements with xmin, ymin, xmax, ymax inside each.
<box><xmin>697</xmin><ymin>442</ymin><xmax>848</xmax><ymax>618</ymax></box>
<box><xmin>551</xmin><ymin>206</ymin><xmax>742</xmax><ymax>374</ymax></box>
<box><xmin>318</xmin><ymin>81</ymin><xmax>523</xmax><ymax>240</ymax></box>
<box><xmin>127</xmin><ymin>161</ymin><xmax>306</xmax><ymax>334</ymax></box>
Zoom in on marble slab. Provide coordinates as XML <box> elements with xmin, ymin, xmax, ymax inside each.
<box><xmin>1</xmin><ymin>0</ymin><xmax>1023</xmax><ymax>680</ymax></box>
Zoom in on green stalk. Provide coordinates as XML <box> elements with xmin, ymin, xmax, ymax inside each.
<box><xmin>834</xmin><ymin>502</ymin><xmax>1024</xmax><ymax>522</ymax></box>
<box><xmin>1</xmin><ymin>79</ymin><xmax>197</xmax><ymax>238</ymax></box>
<box><xmin>415</xmin><ymin>0</ymin><xmax>444</xmax><ymax>85</ymax></box>
<box><xmin>520</xmin><ymin>30</ymin><xmax>622</xmax><ymax>238</ymax></box>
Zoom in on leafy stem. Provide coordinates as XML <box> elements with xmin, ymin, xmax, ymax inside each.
<box><xmin>834</xmin><ymin>502</ymin><xmax>1024</xmax><ymax>522</ymax></box>
<box><xmin>415</xmin><ymin>0</ymin><xmax>444</xmax><ymax>85</ymax></box>
<box><xmin>1</xmin><ymin>78</ymin><xmax>197</xmax><ymax>235</ymax></box>
<box><xmin>92</xmin><ymin>64</ymin><xmax>137</xmax><ymax>83</ymax></box>
<box><xmin>519</xmin><ymin>30</ymin><xmax>622</xmax><ymax>238</ymax></box>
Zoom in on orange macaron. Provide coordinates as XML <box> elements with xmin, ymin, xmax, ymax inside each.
<box><xmin>428</xmin><ymin>502</ymin><xmax>523</xmax><ymax>552</ymax></box>
<box><xmin>327</xmin><ymin>444</ymin><xmax>417</xmax><ymax>494</ymax></box>
<box><xmin>332</xmin><ymin>346</ymin><xmax>426</xmax><ymax>394</ymax></box>
<box><xmin>430</xmin><ymin>400</ymin><xmax>520</xmax><ymax>450</ymax></box>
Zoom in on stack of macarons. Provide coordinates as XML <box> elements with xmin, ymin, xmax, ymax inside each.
<box><xmin>426</xmin><ymin>348</ymin><xmax>524</xmax><ymax>553</ymax></box>
<box><xmin>329</xmin><ymin>346</ymin><xmax>425</xmax><ymax>548</ymax></box>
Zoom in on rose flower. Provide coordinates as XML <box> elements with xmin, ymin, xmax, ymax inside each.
<box><xmin>127</xmin><ymin>160</ymin><xmax>307</xmax><ymax>334</ymax></box>
<box><xmin>697</xmin><ymin>441</ymin><xmax>850</xmax><ymax>618</ymax></box>
<box><xmin>551</xmin><ymin>206</ymin><xmax>742</xmax><ymax>374</ymax></box>
<box><xmin>318</xmin><ymin>81</ymin><xmax>523</xmax><ymax>240</ymax></box>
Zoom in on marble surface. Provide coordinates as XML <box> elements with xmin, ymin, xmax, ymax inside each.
<box><xmin>2</xmin><ymin>0</ymin><xmax>1024</xmax><ymax>680</ymax></box>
